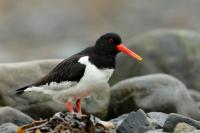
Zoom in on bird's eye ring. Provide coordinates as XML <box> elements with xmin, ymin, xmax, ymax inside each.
<box><xmin>108</xmin><ymin>38</ymin><xmax>113</xmax><ymax>43</ymax></box>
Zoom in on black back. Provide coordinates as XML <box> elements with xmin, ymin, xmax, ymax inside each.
<box><xmin>34</xmin><ymin>54</ymin><xmax>86</xmax><ymax>86</ymax></box>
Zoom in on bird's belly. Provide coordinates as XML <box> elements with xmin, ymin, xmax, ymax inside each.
<box><xmin>79</xmin><ymin>67</ymin><xmax>114</xmax><ymax>85</ymax></box>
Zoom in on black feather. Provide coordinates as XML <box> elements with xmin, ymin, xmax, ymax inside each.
<box><xmin>16</xmin><ymin>85</ymin><xmax>31</xmax><ymax>94</ymax></box>
<box><xmin>32</xmin><ymin>54</ymin><xmax>86</xmax><ymax>86</ymax></box>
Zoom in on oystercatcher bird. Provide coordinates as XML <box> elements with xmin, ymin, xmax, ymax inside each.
<box><xmin>16</xmin><ymin>33</ymin><xmax>142</xmax><ymax>114</ymax></box>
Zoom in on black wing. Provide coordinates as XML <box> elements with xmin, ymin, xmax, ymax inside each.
<box><xmin>16</xmin><ymin>54</ymin><xmax>86</xmax><ymax>94</ymax></box>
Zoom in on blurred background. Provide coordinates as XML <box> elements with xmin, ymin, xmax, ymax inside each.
<box><xmin>1</xmin><ymin>0</ymin><xmax>200</xmax><ymax>128</ymax></box>
<box><xmin>0</xmin><ymin>0</ymin><xmax>200</xmax><ymax>62</ymax></box>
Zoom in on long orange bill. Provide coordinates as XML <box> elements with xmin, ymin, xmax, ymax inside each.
<box><xmin>117</xmin><ymin>44</ymin><xmax>142</xmax><ymax>61</ymax></box>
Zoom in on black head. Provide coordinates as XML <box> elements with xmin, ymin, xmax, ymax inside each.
<box><xmin>94</xmin><ymin>32</ymin><xmax>142</xmax><ymax>61</ymax></box>
<box><xmin>94</xmin><ymin>33</ymin><xmax>122</xmax><ymax>55</ymax></box>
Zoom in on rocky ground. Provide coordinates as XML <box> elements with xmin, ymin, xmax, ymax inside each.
<box><xmin>0</xmin><ymin>72</ymin><xmax>200</xmax><ymax>133</ymax></box>
<box><xmin>0</xmin><ymin>30</ymin><xmax>200</xmax><ymax>133</ymax></box>
<box><xmin>1</xmin><ymin>107</ymin><xmax>200</xmax><ymax>133</ymax></box>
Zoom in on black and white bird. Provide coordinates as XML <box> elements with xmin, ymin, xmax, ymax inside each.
<box><xmin>16</xmin><ymin>33</ymin><xmax>142</xmax><ymax>114</ymax></box>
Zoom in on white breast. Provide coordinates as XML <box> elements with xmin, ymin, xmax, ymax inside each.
<box><xmin>78</xmin><ymin>56</ymin><xmax>114</xmax><ymax>84</ymax></box>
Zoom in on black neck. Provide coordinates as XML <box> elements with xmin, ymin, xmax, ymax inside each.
<box><xmin>91</xmin><ymin>46</ymin><xmax>117</xmax><ymax>69</ymax></box>
<box><xmin>89</xmin><ymin>54</ymin><xmax>116</xmax><ymax>69</ymax></box>
<box><xmin>79</xmin><ymin>46</ymin><xmax>116</xmax><ymax>69</ymax></box>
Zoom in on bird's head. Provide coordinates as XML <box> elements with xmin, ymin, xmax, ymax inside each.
<box><xmin>95</xmin><ymin>33</ymin><xmax>142</xmax><ymax>61</ymax></box>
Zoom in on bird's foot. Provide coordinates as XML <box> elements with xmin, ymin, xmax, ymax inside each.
<box><xmin>75</xmin><ymin>97</ymin><xmax>82</xmax><ymax>114</ymax></box>
<box><xmin>66</xmin><ymin>97</ymin><xmax>84</xmax><ymax>119</ymax></box>
<box><xmin>66</xmin><ymin>98</ymin><xmax>74</xmax><ymax>113</ymax></box>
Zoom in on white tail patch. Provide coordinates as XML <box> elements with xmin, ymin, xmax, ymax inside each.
<box><xmin>24</xmin><ymin>81</ymin><xmax>77</xmax><ymax>95</ymax></box>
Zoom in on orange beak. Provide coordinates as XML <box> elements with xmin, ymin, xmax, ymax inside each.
<box><xmin>117</xmin><ymin>44</ymin><xmax>142</xmax><ymax>61</ymax></box>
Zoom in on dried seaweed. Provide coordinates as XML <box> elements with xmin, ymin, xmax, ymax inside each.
<box><xmin>16</xmin><ymin>112</ymin><xmax>115</xmax><ymax>133</ymax></box>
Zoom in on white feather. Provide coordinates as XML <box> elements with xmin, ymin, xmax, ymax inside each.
<box><xmin>78</xmin><ymin>56</ymin><xmax>114</xmax><ymax>83</ymax></box>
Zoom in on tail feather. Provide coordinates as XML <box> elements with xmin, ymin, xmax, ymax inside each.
<box><xmin>16</xmin><ymin>85</ymin><xmax>30</xmax><ymax>94</ymax></box>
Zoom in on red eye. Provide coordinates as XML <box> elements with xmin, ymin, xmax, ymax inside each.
<box><xmin>108</xmin><ymin>38</ymin><xmax>113</xmax><ymax>43</ymax></box>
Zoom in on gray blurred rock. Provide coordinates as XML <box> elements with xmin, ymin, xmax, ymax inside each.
<box><xmin>110</xmin><ymin>111</ymin><xmax>166</xmax><ymax>130</ymax></box>
<box><xmin>0</xmin><ymin>106</ymin><xmax>33</xmax><ymax>126</ymax></box>
<box><xmin>117</xmin><ymin>109</ymin><xmax>152</xmax><ymax>133</ymax></box>
<box><xmin>108</xmin><ymin>73</ymin><xmax>200</xmax><ymax>120</ymax></box>
<box><xmin>110</xmin><ymin>110</ymin><xmax>168</xmax><ymax>132</ymax></box>
<box><xmin>0</xmin><ymin>59</ymin><xmax>61</xmax><ymax>97</ymax></box>
<box><xmin>163</xmin><ymin>113</ymin><xmax>200</xmax><ymax>132</ymax></box>
<box><xmin>110</xmin><ymin>30</ymin><xmax>200</xmax><ymax>91</ymax></box>
<box><xmin>0</xmin><ymin>59</ymin><xmax>110</xmax><ymax>119</ymax></box>
<box><xmin>110</xmin><ymin>113</ymin><xmax>129</xmax><ymax>128</ymax></box>
<box><xmin>190</xmin><ymin>89</ymin><xmax>200</xmax><ymax>103</ymax></box>
<box><xmin>0</xmin><ymin>59</ymin><xmax>63</xmax><ymax>119</ymax></box>
<box><xmin>0</xmin><ymin>123</ymin><xmax>18</xmax><ymax>133</ymax></box>
<box><xmin>147</xmin><ymin>112</ymin><xmax>169</xmax><ymax>128</ymax></box>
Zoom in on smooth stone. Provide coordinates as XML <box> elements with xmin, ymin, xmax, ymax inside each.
<box><xmin>109</xmin><ymin>113</ymin><xmax>129</xmax><ymax>128</ymax></box>
<box><xmin>117</xmin><ymin>109</ymin><xmax>152</xmax><ymax>133</ymax></box>
<box><xmin>109</xmin><ymin>73</ymin><xmax>200</xmax><ymax>120</ymax></box>
<box><xmin>0</xmin><ymin>106</ymin><xmax>33</xmax><ymax>126</ymax></box>
<box><xmin>147</xmin><ymin>112</ymin><xmax>169</xmax><ymax>127</ymax></box>
<box><xmin>0</xmin><ymin>123</ymin><xmax>18</xmax><ymax>133</ymax></box>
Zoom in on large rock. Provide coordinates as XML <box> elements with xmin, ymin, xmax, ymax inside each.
<box><xmin>116</xmin><ymin>109</ymin><xmax>152</xmax><ymax>133</ymax></box>
<box><xmin>0</xmin><ymin>106</ymin><xmax>33</xmax><ymax>126</ymax></box>
<box><xmin>110</xmin><ymin>30</ymin><xmax>200</xmax><ymax>91</ymax></box>
<box><xmin>0</xmin><ymin>59</ymin><xmax>110</xmax><ymax>119</ymax></box>
<box><xmin>110</xmin><ymin>113</ymin><xmax>129</xmax><ymax>128</ymax></box>
<box><xmin>147</xmin><ymin>112</ymin><xmax>169</xmax><ymax>128</ymax></box>
<box><xmin>110</xmin><ymin>111</ymin><xmax>166</xmax><ymax>130</ymax></box>
<box><xmin>0</xmin><ymin>59</ymin><xmax>63</xmax><ymax>119</ymax></box>
<box><xmin>0</xmin><ymin>123</ymin><xmax>18</xmax><ymax>133</ymax></box>
<box><xmin>108</xmin><ymin>73</ymin><xmax>200</xmax><ymax>120</ymax></box>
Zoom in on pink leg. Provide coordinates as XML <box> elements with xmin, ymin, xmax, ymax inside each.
<box><xmin>66</xmin><ymin>97</ymin><xmax>74</xmax><ymax>113</ymax></box>
<box><xmin>75</xmin><ymin>97</ymin><xmax>82</xmax><ymax>114</ymax></box>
